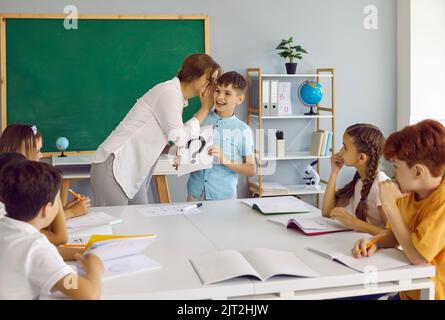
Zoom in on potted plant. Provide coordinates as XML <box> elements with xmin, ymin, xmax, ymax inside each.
<box><xmin>275</xmin><ymin>37</ymin><xmax>308</xmax><ymax>74</ymax></box>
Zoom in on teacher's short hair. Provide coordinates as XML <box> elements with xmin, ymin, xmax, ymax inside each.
<box><xmin>177</xmin><ymin>53</ymin><xmax>222</xmax><ymax>83</ymax></box>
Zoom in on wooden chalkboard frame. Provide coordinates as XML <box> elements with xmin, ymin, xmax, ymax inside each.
<box><xmin>0</xmin><ymin>13</ymin><xmax>210</xmax><ymax>155</ymax></box>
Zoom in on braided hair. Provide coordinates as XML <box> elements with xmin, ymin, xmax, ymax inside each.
<box><xmin>335</xmin><ymin>124</ymin><xmax>385</xmax><ymax>221</ymax></box>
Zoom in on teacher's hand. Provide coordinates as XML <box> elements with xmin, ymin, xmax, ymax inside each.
<box><xmin>199</xmin><ymin>83</ymin><xmax>216</xmax><ymax>112</ymax></box>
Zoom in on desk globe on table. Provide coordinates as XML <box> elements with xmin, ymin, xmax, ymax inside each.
<box><xmin>298</xmin><ymin>80</ymin><xmax>323</xmax><ymax>115</ymax></box>
<box><xmin>56</xmin><ymin>137</ymin><xmax>69</xmax><ymax>157</ymax></box>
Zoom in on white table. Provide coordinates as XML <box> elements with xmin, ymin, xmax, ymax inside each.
<box><xmin>89</xmin><ymin>199</ymin><xmax>435</xmax><ymax>300</ymax></box>
<box><xmin>51</xmin><ymin>154</ymin><xmax>176</xmax><ymax>204</ymax></box>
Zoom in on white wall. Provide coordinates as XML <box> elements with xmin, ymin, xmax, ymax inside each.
<box><xmin>0</xmin><ymin>0</ymin><xmax>398</xmax><ymax>204</ymax></box>
<box><xmin>397</xmin><ymin>0</ymin><xmax>445</xmax><ymax>128</ymax></box>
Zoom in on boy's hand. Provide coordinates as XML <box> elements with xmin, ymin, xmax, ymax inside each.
<box><xmin>352</xmin><ymin>238</ymin><xmax>377</xmax><ymax>258</ymax></box>
<box><xmin>330</xmin><ymin>207</ymin><xmax>357</xmax><ymax>230</ymax></box>
<box><xmin>75</xmin><ymin>253</ymin><xmax>104</xmax><ymax>275</ymax></box>
<box><xmin>379</xmin><ymin>180</ymin><xmax>403</xmax><ymax>208</ymax></box>
<box><xmin>66</xmin><ymin>197</ymin><xmax>91</xmax><ymax>218</ymax></box>
<box><xmin>331</xmin><ymin>152</ymin><xmax>344</xmax><ymax>174</ymax></box>
<box><xmin>208</xmin><ymin>144</ymin><xmax>224</xmax><ymax>163</ymax></box>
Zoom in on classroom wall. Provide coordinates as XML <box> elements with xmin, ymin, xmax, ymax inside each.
<box><xmin>397</xmin><ymin>0</ymin><xmax>445</xmax><ymax>128</ymax></box>
<box><xmin>0</xmin><ymin>0</ymin><xmax>397</xmax><ymax>204</ymax></box>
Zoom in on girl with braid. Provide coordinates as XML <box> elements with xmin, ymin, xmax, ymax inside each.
<box><xmin>321</xmin><ymin>123</ymin><xmax>389</xmax><ymax>235</ymax></box>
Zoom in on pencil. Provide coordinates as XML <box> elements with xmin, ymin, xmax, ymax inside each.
<box><xmin>68</xmin><ymin>188</ymin><xmax>85</xmax><ymax>201</ymax></box>
<box><xmin>361</xmin><ymin>231</ymin><xmax>387</xmax><ymax>254</ymax></box>
<box><xmin>63</xmin><ymin>244</ymin><xmax>86</xmax><ymax>248</ymax></box>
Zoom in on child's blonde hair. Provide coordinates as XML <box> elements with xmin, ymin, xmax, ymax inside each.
<box><xmin>335</xmin><ymin>123</ymin><xmax>385</xmax><ymax>221</ymax></box>
<box><xmin>0</xmin><ymin>124</ymin><xmax>42</xmax><ymax>160</ymax></box>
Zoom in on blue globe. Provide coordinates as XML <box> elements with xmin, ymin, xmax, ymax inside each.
<box><xmin>298</xmin><ymin>81</ymin><xmax>323</xmax><ymax>107</ymax></box>
<box><xmin>56</xmin><ymin>137</ymin><xmax>69</xmax><ymax>151</ymax></box>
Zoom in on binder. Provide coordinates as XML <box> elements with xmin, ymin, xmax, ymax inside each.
<box><xmin>324</xmin><ymin>132</ymin><xmax>333</xmax><ymax>156</ymax></box>
<box><xmin>277</xmin><ymin>82</ymin><xmax>292</xmax><ymax>116</ymax></box>
<box><xmin>262</xmin><ymin>80</ymin><xmax>270</xmax><ymax>116</ymax></box>
<box><xmin>270</xmin><ymin>80</ymin><xmax>279</xmax><ymax>116</ymax></box>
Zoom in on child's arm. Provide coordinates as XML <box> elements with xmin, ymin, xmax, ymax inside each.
<box><xmin>330</xmin><ymin>207</ymin><xmax>386</xmax><ymax>235</ymax></box>
<box><xmin>41</xmin><ymin>195</ymin><xmax>68</xmax><ymax>245</ymax></box>
<box><xmin>52</xmin><ymin>253</ymin><xmax>103</xmax><ymax>300</ymax></box>
<box><xmin>57</xmin><ymin>246</ymin><xmax>85</xmax><ymax>261</ymax></box>
<box><xmin>64</xmin><ymin>197</ymin><xmax>91</xmax><ymax>219</ymax></box>
<box><xmin>379</xmin><ymin>180</ymin><xmax>428</xmax><ymax>265</ymax></box>
<box><xmin>210</xmin><ymin>145</ymin><xmax>256</xmax><ymax>176</ymax></box>
<box><xmin>321</xmin><ymin>152</ymin><xmax>345</xmax><ymax>217</ymax></box>
<box><xmin>352</xmin><ymin>230</ymin><xmax>399</xmax><ymax>258</ymax></box>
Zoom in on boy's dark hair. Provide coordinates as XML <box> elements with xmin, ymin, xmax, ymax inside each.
<box><xmin>216</xmin><ymin>71</ymin><xmax>247</xmax><ymax>93</ymax></box>
<box><xmin>0</xmin><ymin>152</ymin><xmax>27</xmax><ymax>175</ymax></box>
<box><xmin>0</xmin><ymin>161</ymin><xmax>62</xmax><ymax>222</ymax></box>
<box><xmin>384</xmin><ymin>119</ymin><xmax>445</xmax><ymax>177</ymax></box>
<box><xmin>0</xmin><ymin>152</ymin><xmax>27</xmax><ymax>202</ymax></box>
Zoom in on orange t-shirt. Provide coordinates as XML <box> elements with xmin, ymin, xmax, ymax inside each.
<box><xmin>394</xmin><ymin>179</ymin><xmax>445</xmax><ymax>300</ymax></box>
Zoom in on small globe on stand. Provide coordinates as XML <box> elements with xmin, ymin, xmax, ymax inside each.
<box><xmin>298</xmin><ymin>80</ymin><xmax>323</xmax><ymax>115</ymax></box>
<box><xmin>56</xmin><ymin>137</ymin><xmax>69</xmax><ymax>157</ymax></box>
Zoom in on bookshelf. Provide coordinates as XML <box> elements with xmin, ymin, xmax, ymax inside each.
<box><xmin>246</xmin><ymin>67</ymin><xmax>335</xmax><ymax>207</ymax></box>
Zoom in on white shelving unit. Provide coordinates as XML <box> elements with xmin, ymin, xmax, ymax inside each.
<box><xmin>246</xmin><ymin>67</ymin><xmax>335</xmax><ymax>207</ymax></box>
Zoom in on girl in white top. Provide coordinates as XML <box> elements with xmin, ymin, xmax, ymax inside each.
<box><xmin>322</xmin><ymin>123</ymin><xmax>389</xmax><ymax>235</ymax></box>
<box><xmin>91</xmin><ymin>53</ymin><xmax>222</xmax><ymax>206</ymax></box>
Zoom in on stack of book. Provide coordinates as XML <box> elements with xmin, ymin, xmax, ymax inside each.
<box><xmin>309</xmin><ymin>129</ymin><xmax>333</xmax><ymax>156</ymax></box>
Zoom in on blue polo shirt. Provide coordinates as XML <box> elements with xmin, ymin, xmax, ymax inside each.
<box><xmin>187</xmin><ymin>111</ymin><xmax>254</xmax><ymax>200</ymax></box>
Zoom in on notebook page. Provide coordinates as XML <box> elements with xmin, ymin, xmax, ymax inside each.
<box><xmin>242</xmin><ymin>248</ymin><xmax>319</xmax><ymax>280</ymax></box>
<box><xmin>84</xmin><ymin>235</ymin><xmax>157</xmax><ymax>261</ymax></box>
<box><xmin>190</xmin><ymin>250</ymin><xmax>260</xmax><ymax>285</ymax></box>
<box><xmin>335</xmin><ymin>248</ymin><xmax>411</xmax><ymax>273</ymax></box>
<box><xmin>66</xmin><ymin>212</ymin><xmax>122</xmax><ymax>229</ymax></box>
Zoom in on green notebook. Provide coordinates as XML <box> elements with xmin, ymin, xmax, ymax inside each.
<box><xmin>242</xmin><ymin>196</ymin><xmax>312</xmax><ymax>215</ymax></box>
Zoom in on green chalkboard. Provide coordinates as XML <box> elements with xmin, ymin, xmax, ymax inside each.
<box><xmin>3</xmin><ymin>16</ymin><xmax>207</xmax><ymax>153</ymax></box>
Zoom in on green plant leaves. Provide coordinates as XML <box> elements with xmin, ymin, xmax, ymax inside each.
<box><xmin>275</xmin><ymin>37</ymin><xmax>308</xmax><ymax>62</ymax></box>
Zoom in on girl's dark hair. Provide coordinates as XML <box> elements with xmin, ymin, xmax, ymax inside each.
<box><xmin>0</xmin><ymin>124</ymin><xmax>42</xmax><ymax>160</ymax></box>
<box><xmin>335</xmin><ymin>124</ymin><xmax>385</xmax><ymax>221</ymax></box>
<box><xmin>177</xmin><ymin>53</ymin><xmax>222</xmax><ymax>84</ymax></box>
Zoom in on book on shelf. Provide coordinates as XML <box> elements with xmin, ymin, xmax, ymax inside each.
<box><xmin>250</xmin><ymin>181</ymin><xmax>289</xmax><ymax>195</ymax></box>
<box><xmin>309</xmin><ymin>130</ymin><xmax>332</xmax><ymax>156</ymax></box>
<box><xmin>190</xmin><ymin>248</ymin><xmax>319</xmax><ymax>285</ymax></box>
<box><xmin>268</xmin><ymin>215</ymin><xmax>352</xmax><ymax>236</ymax></box>
<box><xmin>308</xmin><ymin>246</ymin><xmax>411</xmax><ymax>273</ymax></box>
<box><xmin>242</xmin><ymin>196</ymin><xmax>311</xmax><ymax>215</ymax></box>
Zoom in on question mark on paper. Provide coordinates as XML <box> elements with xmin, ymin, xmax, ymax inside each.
<box><xmin>186</xmin><ymin>136</ymin><xmax>206</xmax><ymax>164</ymax></box>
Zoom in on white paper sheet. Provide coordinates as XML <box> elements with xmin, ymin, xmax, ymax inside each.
<box><xmin>177</xmin><ymin>125</ymin><xmax>213</xmax><ymax>176</ymax></box>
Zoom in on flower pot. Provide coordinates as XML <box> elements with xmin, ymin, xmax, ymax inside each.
<box><xmin>285</xmin><ymin>62</ymin><xmax>297</xmax><ymax>74</ymax></box>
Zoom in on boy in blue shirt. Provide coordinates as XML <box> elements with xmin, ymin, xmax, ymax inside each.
<box><xmin>187</xmin><ymin>71</ymin><xmax>256</xmax><ymax>200</ymax></box>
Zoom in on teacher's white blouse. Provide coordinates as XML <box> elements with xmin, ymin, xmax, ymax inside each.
<box><xmin>93</xmin><ymin>77</ymin><xmax>200</xmax><ymax>199</ymax></box>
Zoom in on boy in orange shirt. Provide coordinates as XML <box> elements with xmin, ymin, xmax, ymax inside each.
<box><xmin>352</xmin><ymin>119</ymin><xmax>445</xmax><ymax>300</ymax></box>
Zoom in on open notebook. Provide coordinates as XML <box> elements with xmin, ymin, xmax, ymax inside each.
<box><xmin>242</xmin><ymin>196</ymin><xmax>311</xmax><ymax>215</ymax></box>
<box><xmin>77</xmin><ymin>234</ymin><xmax>161</xmax><ymax>280</ymax></box>
<box><xmin>268</xmin><ymin>215</ymin><xmax>352</xmax><ymax>236</ymax></box>
<box><xmin>66</xmin><ymin>212</ymin><xmax>123</xmax><ymax>230</ymax></box>
<box><xmin>308</xmin><ymin>246</ymin><xmax>411</xmax><ymax>272</ymax></box>
<box><xmin>190</xmin><ymin>248</ymin><xmax>319</xmax><ymax>285</ymax></box>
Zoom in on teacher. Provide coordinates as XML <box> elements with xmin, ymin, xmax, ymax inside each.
<box><xmin>91</xmin><ymin>53</ymin><xmax>222</xmax><ymax>206</ymax></box>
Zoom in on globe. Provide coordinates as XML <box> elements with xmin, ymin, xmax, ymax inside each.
<box><xmin>56</xmin><ymin>137</ymin><xmax>69</xmax><ymax>157</ymax></box>
<box><xmin>298</xmin><ymin>80</ymin><xmax>323</xmax><ymax>115</ymax></box>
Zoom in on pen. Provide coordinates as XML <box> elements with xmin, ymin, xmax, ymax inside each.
<box><xmin>181</xmin><ymin>202</ymin><xmax>203</xmax><ymax>212</ymax></box>
<box><xmin>68</xmin><ymin>188</ymin><xmax>85</xmax><ymax>201</ymax></box>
